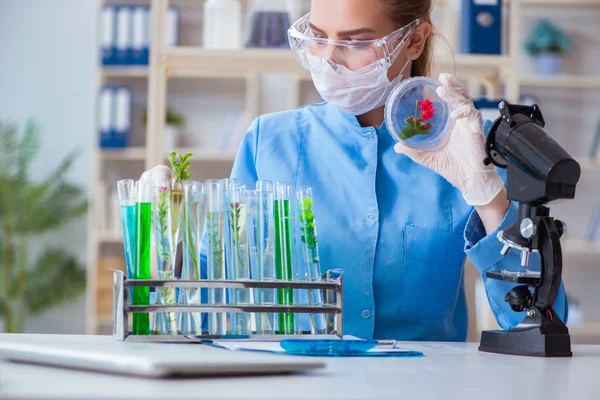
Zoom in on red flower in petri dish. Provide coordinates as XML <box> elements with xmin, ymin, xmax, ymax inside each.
<box><xmin>418</xmin><ymin>99</ymin><xmax>435</xmax><ymax>121</ymax></box>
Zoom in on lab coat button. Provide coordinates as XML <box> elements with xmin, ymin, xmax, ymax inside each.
<box><xmin>362</xmin><ymin>310</ymin><xmax>371</xmax><ymax>319</ymax></box>
<box><xmin>367</xmin><ymin>214</ymin><xmax>375</xmax><ymax>222</ymax></box>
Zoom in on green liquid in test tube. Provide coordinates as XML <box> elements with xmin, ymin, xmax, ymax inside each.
<box><xmin>274</xmin><ymin>183</ymin><xmax>295</xmax><ymax>334</ymax></box>
<box><xmin>134</xmin><ymin>180</ymin><xmax>152</xmax><ymax>336</ymax></box>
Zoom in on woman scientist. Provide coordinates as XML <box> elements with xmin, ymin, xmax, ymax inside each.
<box><xmin>143</xmin><ymin>0</ymin><xmax>567</xmax><ymax>341</ymax></box>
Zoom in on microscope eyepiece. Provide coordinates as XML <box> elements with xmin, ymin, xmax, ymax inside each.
<box><xmin>484</xmin><ymin>102</ymin><xmax>581</xmax><ymax>204</ymax></box>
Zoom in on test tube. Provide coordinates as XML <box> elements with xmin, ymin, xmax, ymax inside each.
<box><xmin>274</xmin><ymin>182</ymin><xmax>295</xmax><ymax>334</ymax></box>
<box><xmin>206</xmin><ymin>180</ymin><xmax>226</xmax><ymax>335</ymax></box>
<box><xmin>228</xmin><ymin>186</ymin><xmax>251</xmax><ymax>335</ymax></box>
<box><xmin>151</xmin><ymin>178</ymin><xmax>177</xmax><ymax>335</ymax></box>
<box><xmin>247</xmin><ymin>188</ymin><xmax>276</xmax><ymax>334</ymax></box>
<box><xmin>133</xmin><ymin>180</ymin><xmax>152</xmax><ymax>336</ymax></box>
<box><xmin>296</xmin><ymin>187</ymin><xmax>326</xmax><ymax>334</ymax></box>
<box><xmin>222</xmin><ymin>178</ymin><xmax>238</xmax><ymax>333</ymax></box>
<box><xmin>117</xmin><ymin>180</ymin><xmax>136</xmax><ymax>300</ymax></box>
<box><xmin>178</xmin><ymin>181</ymin><xmax>207</xmax><ymax>335</ymax></box>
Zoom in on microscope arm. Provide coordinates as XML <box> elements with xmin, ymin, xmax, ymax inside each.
<box><xmin>465</xmin><ymin>201</ymin><xmax>568</xmax><ymax>330</ymax></box>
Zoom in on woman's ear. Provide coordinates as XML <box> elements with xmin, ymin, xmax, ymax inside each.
<box><xmin>405</xmin><ymin>23</ymin><xmax>432</xmax><ymax>61</ymax></box>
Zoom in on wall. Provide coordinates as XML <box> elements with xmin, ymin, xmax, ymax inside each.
<box><xmin>0</xmin><ymin>0</ymin><xmax>97</xmax><ymax>333</ymax></box>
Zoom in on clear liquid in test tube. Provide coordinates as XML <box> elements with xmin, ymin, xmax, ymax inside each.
<box><xmin>247</xmin><ymin>188</ymin><xmax>276</xmax><ymax>334</ymax></box>
<box><xmin>206</xmin><ymin>180</ymin><xmax>226</xmax><ymax>335</ymax></box>
<box><xmin>228</xmin><ymin>185</ymin><xmax>251</xmax><ymax>335</ymax></box>
<box><xmin>178</xmin><ymin>181</ymin><xmax>207</xmax><ymax>335</ymax></box>
<box><xmin>296</xmin><ymin>186</ymin><xmax>326</xmax><ymax>334</ymax></box>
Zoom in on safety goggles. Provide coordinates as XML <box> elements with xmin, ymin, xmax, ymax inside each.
<box><xmin>288</xmin><ymin>13</ymin><xmax>421</xmax><ymax>73</ymax></box>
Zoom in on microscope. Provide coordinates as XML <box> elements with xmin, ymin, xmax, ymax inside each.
<box><xmin>479</xmin><ymin>101</ymin><xmax>581</xmax><ymax>357</ymax></box>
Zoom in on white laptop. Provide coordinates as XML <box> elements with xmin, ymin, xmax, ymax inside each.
<box><xmin>0</xmin><ymin>335</ymin><xmax>325</xmax><ymax>378</ymax></box>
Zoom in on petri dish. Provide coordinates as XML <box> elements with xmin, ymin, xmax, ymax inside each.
<box><xmin>280</xmin><ymin>339</ymin><xmax>378</xmax><ymax>355</ymax></box>
<box><xmin>385</xmin><ymin>77</ymin><xmax>454</xmax><ymax>151</ymax></box>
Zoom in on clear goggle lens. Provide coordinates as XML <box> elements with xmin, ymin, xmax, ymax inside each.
<box><xmin>288</xmin><ymin>13</ymin><xmax>420</xmax><ymax>73</ymax></box>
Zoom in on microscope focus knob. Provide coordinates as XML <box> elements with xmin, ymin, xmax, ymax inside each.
<box><xmin>520</xmin><ymin>218</ymin><xmax>537</xmax><ymax>239</ymax></box>
<box><xmin>556</xmin><ymin>220</ymin><xmax>567</xmax><ymax>238</ymax></box>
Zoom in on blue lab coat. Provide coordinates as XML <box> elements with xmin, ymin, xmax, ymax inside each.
<box><xmin>211</xmin><ymin>102</ymin><xmax>568</xmax><ymax>341</ymax></box>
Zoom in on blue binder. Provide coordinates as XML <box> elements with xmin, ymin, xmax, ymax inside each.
<box><xmin>101</xmin><ymin>6</ymin><xmax>117</xmax><ymax>65</ymax></box>
<box><xmin>460</xmin><ymin>0</ymin><xmax>502</xmax><ymax>55</ymax></box>
<box><xmin>115</xmin><ymin>6</ymin><xmax>132</xmax><ymax>65</ymax></box>
<box><xmin>99</xmin><ymin>86</ymin><xmax>131</xmax><ymax>148</ymax></box>
<box><xmin>166</xmin><ymin>6</ymin><xmax>180</xmax><ymax>47</ymax></box>
<box><xmin>131</xmin><ymin>6</ymin><xmax>148</xmax><ymax>65</ymax></box>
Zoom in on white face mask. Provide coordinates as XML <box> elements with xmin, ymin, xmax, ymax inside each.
<box><xmin>308</xmin><ymin>54</ymin><xmax>410</xmax><ymax>116</ymax></box>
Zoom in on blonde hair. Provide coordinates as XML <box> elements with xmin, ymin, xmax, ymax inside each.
<box><xmin>379</xmin><ymin>0</ymin><xmax>434</xmax><ymax>77</ymax></box>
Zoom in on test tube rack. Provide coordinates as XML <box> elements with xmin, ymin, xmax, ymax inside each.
<box><xmin>112</xmin><ymin>269</ymin><xmax>344</xmax><ymax>342</ymax></box>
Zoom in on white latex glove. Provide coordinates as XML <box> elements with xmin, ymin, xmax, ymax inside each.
<box><xmin>140</xmin><ymin>165</ymin><xmax>172</xmax><ymax>184</ymax></box>
<box><xmin>394</xmin><ymin>73</ymin><xmax>504</xmax><ymax>206</ymax></box>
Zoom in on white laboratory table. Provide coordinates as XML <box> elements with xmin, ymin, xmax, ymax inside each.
<box><xmin>0</xmin><ymin>334</ymin><xmax>599</xmax><ymax>400</ymax></box>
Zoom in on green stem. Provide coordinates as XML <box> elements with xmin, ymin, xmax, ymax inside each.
<box><xmin>414</xmin><ymin>100</ymin><xmax>419</xmax><ymax>129</ymax></box>
<box><xmin>2</xmin><ymin>229</ymin><xmax>14</xmax><ymax>333</ymax></box>
<box><xmin>15</xmin><ymin>236</ymin><xmax>27</xmax><ymax>332</ymax></box>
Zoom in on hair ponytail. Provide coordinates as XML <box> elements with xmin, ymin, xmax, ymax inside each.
<box><xmin>380</xmin><ymin>0</ymin><xmax>434</xmax><ymax>77</ymax></box>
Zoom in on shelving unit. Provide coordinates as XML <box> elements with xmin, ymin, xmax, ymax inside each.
<box><xmin>521</xmin><ymin>0</ymin><xmax>600</xmax><ymax>7</ymax></box>
<box><xmin>520</xmin><ymin>75</ymin><xmax>600</xmax><ymax>89</ymax></box>
<box><xmin>100</xmin><ymin>147</ymin><xmax>146</xmax><ymax>161</ymax></box>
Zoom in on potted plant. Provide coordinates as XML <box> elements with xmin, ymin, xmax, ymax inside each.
<box><xmin>524</xmin><ymin>19</ymin><xmax>572</xmax><ymax>76</ymax></box>
<box><xmin>0</xmin><ymin>121</ymin><xmax>88</xmax><ymax>333</ymax></box>
<box><xmin>143</xmin><ymin>107</ymin><xmax>185</xmax><ymax>151</ymax></box>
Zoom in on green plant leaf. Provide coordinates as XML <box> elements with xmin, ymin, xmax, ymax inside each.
<box><xmin>0</xmin><ymin>123</ymin><xmax>20</xmax><ymax>175</ymax></box>
<box><xmin>16</xmin><ymin>120</ymin><xmax>41</xmax><ymax>184</ymax></box>
<box><xmin>18</xmin><ymin>181</ymin><xmax>88</xmax><ymax>234</ymax></box>
<box><xmin>25</xmin><ymin>248</ymin><xmax>86</xmax><ymax>315</ymax></box>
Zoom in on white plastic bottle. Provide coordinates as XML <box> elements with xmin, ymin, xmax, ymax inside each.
<box><xmin>203</xmin><ymin>0</ymin><xmax>242</xmax><ymax>49</ymax></box>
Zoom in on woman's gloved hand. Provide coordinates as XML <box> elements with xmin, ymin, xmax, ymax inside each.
<box><xmin>394</xmin><ymin>73</ymin><xmax>505</xmax><ymax>206</ymax></box>
<box><xmin>140</xmin><ymin>165</ymin><xmax>172</xmax><ymax>184</ymax></box>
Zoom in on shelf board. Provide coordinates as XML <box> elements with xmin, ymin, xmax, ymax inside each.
<box><xmin>520</xmin><ymin>75</ymin><xmax>600</xmax><ymax>90</ymax></box>
<box><xmin>102</xmin><ymin>67</ymin><xmax>149</xmax><ymax>78</ymax></box>
<box><xmin>165</xmin><ymin>47</ymin><xmax>307</xmax><ymax>77</ymax></box>
<box><xmin>521</xmin><ymin>0</ymin><xmax>600</xmax><ymax>7</ymax></box>
<box><xmin>576</xmin><ymin>158</ymin><xmax>600</xmax><ymax>171</ymax></box>
<box><xmin>100</xmin><ymin>147</ymin><xmax>146</xmax><ymax>161</ymax></box>
<box><xmin>167</xmin><ymin>148</ymin><xmax>237</xmax><ymax>162</ymax></box>
<box><xmin>569</xmin><ymin>322</ymin><xmax>600</xmax><ymax>338</ymax></box>
<box><xmin>562</xmin><ymin>239</ymin><xmax>600</xmax><ymax>256</ymax></box>
<box><xmin>97</xmin><ymin>231</ymin><xmax>123</xmax><ymax>244</ymax></box>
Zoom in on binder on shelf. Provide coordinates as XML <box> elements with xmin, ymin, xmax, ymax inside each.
<box><xmin>167</xmin><ymin>6</ymin><xmax>180</xmax><ymax>47</ymax></box>
<box><xmin>99</xmin><ymin>86</ymin><xmax>131</xmax><ymax>149</ymax></box>
<box><xmin>474</xmin><ymin>98</ymin><xmax>503</xmax><ymax>127</ymax></box>
<box><xmin>589</xmin><ymin>117</ymin><xmax>600</xmax><ymax>159</ymax></box>
<box><xmin>142</xmin><ymin>6</ymin><xmax>150</xmax><ymax>64</ymax></box>
<box><xmin>115</xmin><ymin>6</ymin><xmax>132</xmax><ymax>65</ymax></box>
<box><xmin>460</xmin><ymin>0</ymin><xmax>502</xmax><ymax>55</ymax></box>
<box><xmin>131</xmin><ymin>6</ymin><xmax>148</xmax><ymax>65</ymax></box>
<box><xmin>99</xmin><ymin>87</ymin><xmax>115</xmax><ymax>148</ymax></box>
<box><xmin>114</xmin><ymin>87</ymin><xmax>132</xmax><ymax>148</ymax></box>
<box><xmin>101</xmin><ymin>6</ymin><xmax>117</xmax><ymax>65</ymax></box>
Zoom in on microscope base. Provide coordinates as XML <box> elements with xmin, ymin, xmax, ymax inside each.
<box><xmin>479</xmin><ymin>327</ymin><xmax>572</xmax><ymax>357</ymax></box>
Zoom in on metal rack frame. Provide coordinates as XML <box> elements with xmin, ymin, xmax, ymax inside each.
<box><xmin>112</xmin><ymin>270</ymin><xmax>343</xmax><ymax>341</ymax></box>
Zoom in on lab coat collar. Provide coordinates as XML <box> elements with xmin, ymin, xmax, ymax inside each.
<box><xmin>329</xmin><ymin>102</ymin><xmax>388</xmax><ymax>135</ymax></box>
